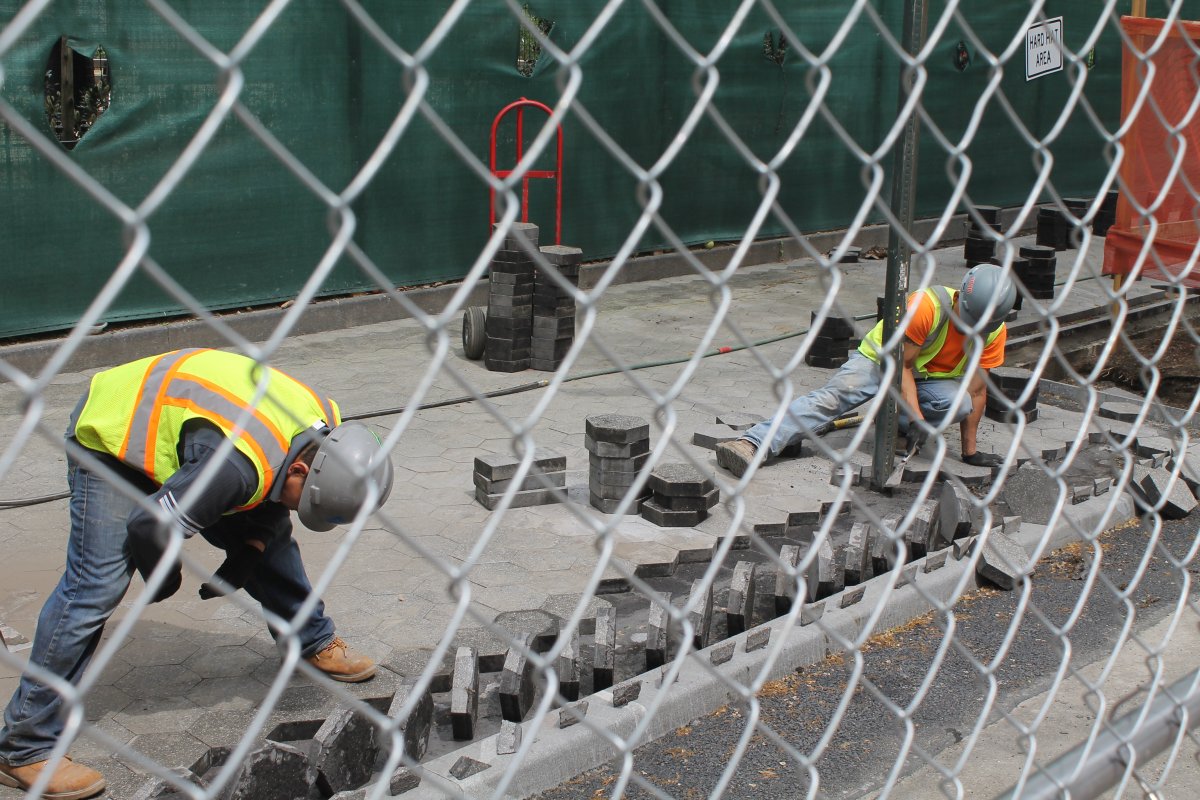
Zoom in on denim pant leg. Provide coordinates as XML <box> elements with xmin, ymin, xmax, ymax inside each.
<box><xmin>914</xmin><ymin>378</ymin><xmax>971</xmax><ymax>428</ymax></box>
<box><xmin>742</xmin><ymin>353</ymin><xmax>884</xmax><ymax>457</ymax></box>
<box><xmin>1</xmin><ymin>460</ymin><xmax>134</xmax><ymax>766</ymax></box>
<box><xmin>200</xmin><ymin>522</ymin><xmax>335</xmax><ymax>659</ymax></box>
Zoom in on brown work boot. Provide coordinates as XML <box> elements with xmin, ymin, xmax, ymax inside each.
<box><xmin>306</xmin><ymin>636</ymin><xmax>376</xmax><ymax>682</ymax></box>
<box><xmin>0</xmin><ymin>757</ymin><xmax>105</xmax><ymax>799</ymax></box>
<box><xmin>715</xmin><ymin>438</ymin><xmax>758</xmax><ymax>479</ymax></box>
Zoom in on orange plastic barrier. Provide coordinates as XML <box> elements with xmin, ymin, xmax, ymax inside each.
<box><xmin>1104</xmin><ymin>16</ymin><xmax>1200</xmax><ymax>286</ymax></box>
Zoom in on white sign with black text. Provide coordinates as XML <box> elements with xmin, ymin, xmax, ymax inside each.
<box><xmin>1026</xmin><ymin>16</ymin><xmax>1064</xmax><ymax>80</ymax></box>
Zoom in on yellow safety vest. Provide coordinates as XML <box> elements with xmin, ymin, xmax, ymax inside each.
<box><xmin>858</xmin><ymin>287</ymin><xmax>1003</xmax><ymax>379</ymax></box>
<box><xmin>74</xmin><ymin>349</ymin><xmax>341</xmax><ymax>510</ymax></box>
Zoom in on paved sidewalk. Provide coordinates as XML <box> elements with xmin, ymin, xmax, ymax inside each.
<box><xmin>0</xmin><ymin>235</ymin><xmax>1171</xmax><ymax>796</ymax></box>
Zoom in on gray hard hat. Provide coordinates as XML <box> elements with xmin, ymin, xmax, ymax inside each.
<box><xmin>297</xmin><ymin>421</ymin><xmax>394</xmax><ymax>532</ymax></box>
<box><xmin>957</xmin><ymin>264</ymin><xmax>1017</xmax><ymax>333</ymax></box>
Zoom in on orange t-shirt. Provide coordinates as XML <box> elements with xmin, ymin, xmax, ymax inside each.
<box><xmin>905</xmin><ymin>289</ymin><xmax>1006</xmax><ymax>374</ymax></box>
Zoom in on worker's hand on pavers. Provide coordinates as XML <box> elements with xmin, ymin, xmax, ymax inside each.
<box><xmin>905</xmin><ymin>426</ymin><xmax>928</xmax><ymax>455</ymax></box>
<box><xmin>199</xmin><ymin>541</ymin><xmax>266</xmax><ymax>600</ymax></box>
<box><xmin>962</xmin><ymin>451</ymin><xmax>1003</xmax><ymax>468</ymax></box>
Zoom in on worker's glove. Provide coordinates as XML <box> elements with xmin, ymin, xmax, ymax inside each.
<box><xmin>905</xmin><ymin>426</ymin><xmax>929</xmax><ymax>455</ymax></box>
<box><xmin>199</xmin><ymin>542</ymin><xmax>265</xmax><ymax>600</ymax></box>
<box><xmin>128</xmin><ymin>527</ymin><xmax>183</xmax><ymax>603</ymax></box>
<box><xmin>962</xmin><ymin>451</ymin><xmax>1004</xmax><ymax>468</ymax></box>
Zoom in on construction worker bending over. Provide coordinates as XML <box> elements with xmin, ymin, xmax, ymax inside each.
<box><xmin>716</xmin><ymin>263</ymin><xmax>1017</xmax><ymax>478</ymax></box>
<box><xmin>0</xmin><ymin>348</ymin><xmax>394</xmax><ymax>799</ymax></box>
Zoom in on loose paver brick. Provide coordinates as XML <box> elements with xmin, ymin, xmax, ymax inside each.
<box><xmin>710</xmin><ymin>641</ymin><xmax>736</xmax><ymax>666</ymax></box>
<box><xmin>559</xmin><ymin>700</ymin><xmax>588</xmax><ymax>728</ymax></box>
<box><xmin>449</xmin><ymin>756</ymin><xmax>491</xmax><ymax>780</ymax></box>
<box><xmin>745</xmin><ymin>627</ymin><xmax>771</xmax><ymax>652</ymax></box>
<box><xmin>555</xmin><ymin>628</ymin><xmax>581</xmax><ymax>702</ymax></box>
<box><xmin>687</xmin><ymin>579</ymin><xmax>714</xmax><ymax>650</ymax></box>
<box><xmin>646</xmin><ymin>594</ymin><xmax>672</xmax><ymax>670</ymax></box>
<box><xmin>450</xmin><ymin>647</ymin><xmax>479</xmax><ymax>741</ymax></box>
<box><xmin>647</xmin><ymin>463</ymin><xmax>716</xmax><ymax>497</ymax></box>
<box><xmin>593</xmin><ymin>605</ymin><xmax>617</xmax><ymax>690</ymax></box>
<box><xmin>387</xmin><ymin>681</ymin><xmax>433</xmax><ymax>762</ymax></box>
<box><xmin>498</xmin><ymin>634</ymin><xmax>536</xmax><ymax>722</ymax></box>
<box><xmin>726</xmin><ymin>561</ymin><xmax>757</xmax><ymax>635</ymax></box>
<box><xmin>311</xmin><ymin>705</ymin><xmax>378</xmax><ymax>796</ymax></box>
<box><xmin>612</xmin><ymin>680</ymin><xmax>642</xmax><ymax>707</ymax></box>
<box><xmin>977</xmin><ymin>530</ymin><xmax>1029</xmax><ymax>590</ymax></box>
<box><xmin>226</xmin><ymin>741</ymin><xmax>310</xmax><ymax>800</ymax></box>
<box><xmin>585</xmin><ymin>414</ymin><xmax>650</xmax><ymax>444</ymax></box>
<box><xmin>497</xmin><ymin>720</ymin><xmax>523</xmax><ymax>755</ymax></box>
<box><xmin>844</xmin><ymin>523</ymin><xmax>872</xmax><ymax>586</ymax></box>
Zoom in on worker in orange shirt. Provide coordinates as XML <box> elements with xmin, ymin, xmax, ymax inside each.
<box><xmin>717</xmin><ymin>264</ymin><xmax>1016</xmax><ymax>478</ymax></box>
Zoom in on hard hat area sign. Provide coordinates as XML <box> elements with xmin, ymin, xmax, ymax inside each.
<box><xmin>1026</xmin><ymin>17</ymin><xmax>1064</xmax><ymax>80</ymax></box>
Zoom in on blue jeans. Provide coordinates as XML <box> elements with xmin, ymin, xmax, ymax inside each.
<box><xmin>0</xmin><ymin>456</ymin><xmax>335</xmax><ymax>766</ymax></box>
<box><xmin>742</xmin><ymin>352</ymin><xmax>971</xmax><ymax>457</ymax></box>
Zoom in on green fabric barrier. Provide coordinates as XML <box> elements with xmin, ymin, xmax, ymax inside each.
<box><xmin>0</xmin><ymin>1</ymin><xmax>1182</xmax><ymax>339</ymax></box>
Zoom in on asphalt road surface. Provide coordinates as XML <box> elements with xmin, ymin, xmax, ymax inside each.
<box><xmin>534</xmin><ymin>516</ymin><xmax>1198</xmax><ymax>800</ymax></box>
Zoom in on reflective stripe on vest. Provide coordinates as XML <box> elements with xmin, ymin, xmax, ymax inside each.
<box><xmin>75</xmin><ymin>349</ymin><xmax>340</xmax><ymax>510</ymax></box>
<box><xmin>857</xmin><ymin>287</ymin><xmax>1002</xmax><ymax>379</ymax></box>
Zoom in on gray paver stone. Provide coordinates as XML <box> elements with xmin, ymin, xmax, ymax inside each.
<box><xmin>745</xmin><ymin>627</ymin><xmax>770</xmax><ymax>652</ymax></box>
<box><xmin>589</xmin><ymin>452</ymin><xmax>651</xmax><ymax>474</ymax></box>
<box><xmin>450</xmin><ymin>647</ymin><xmax>479</xmax><ymax>740</ymax></box>
<box><xmin>130</xmin><ymin>768</ymin><xmax>202</xmax><ymax>800</ymax></box>
<box><xmin>1099</xmin><ymin>401</ymin><xmax>1143</xmax><ymax>422</ymax></box>
<box><xmin>687</xmin><ymin>578</ymin><xmax>714</xmax><ymax>650</ymax></box>
<box><xmin>815</xmin><ymin>539</ymin><xmax>837</xmax><ymax>599</ymax></box>
<box><xmin>589</xmin><ymin>492</ymin><xmax>636</xmax><ymax>514</ymax></box>
<box><xmin>710</xmin><ymin>641</ymin><xmax>736</xmax><ymax>666</ymax></box>
<box><xmin>612</xmin><ymin>680</ymin><xmax>642</xmax><ymax>707</ymax></box>
<box><xmin>584</xmin><ymin>434</ymin><xmax>650</xmax><ymax>458</ymax></box>
<box><xmin>655</xmin><ymin>487</ymin><xmax>720</xmax><ymax>512</ymax></box>
<box><xmin>474</xmin><ymin>470</ymin><xmax>566</xmax><ymax>494</ymax></box>
<box><xmin>844</xmin><ymin>523</ymin><xmax>872</xmax><ymax>586</ymax></box>
<box><xmin>585</xmin><ymin>414</ymin><xmax>650</xmax><ymax>444</ymax></box>
<box><xmin>559</xmin><ymin>700</ymin><xmax>588</xmax><ymax>728</ymax></box>
<box><xmin>907</xmin><ymin>499</ymin><xmax>940</xmax><ymax>560</ymax></box>
<box><xmin>476</xmin><ymin>485</ymin><xmax>565</xmax><ymax>510</ymax></box>
<box><xmin>640</xmin><ymin>497</ymin><xmax>706</xmax><ymax>527</ymax></box>
<box><xmin>1000</xmin><ymin>465</ymin><xmax>1066</xmax><ymax>525</ymax></box>
<box><xmin>311</xmin><ymin>705</ymin><xmax>378</xmax><ymax>796</ymax></box>
<box><xmin>923</xmin><ymin>551</ymin><xmax>948</xmax><ymax>573</ymax></box>
<box><xmin>593</xmin><ymin>605</ymin><xmax>617</xmax><ymax>690</ymax></box>
<box><xmin>497</xmin><ymin>720</ymin><xmax>523</xmax><ymax>755</ymax></box>
<box><xmin>692</xmin><ymin>424</ymin><xmax>740</xmax><ymax>450</ymax></box>
<box><xmin>977</xmin><ymin>530</ymin><xmax>1029</xmax><ymax>590</ymax></box>
<box><xmin>387</xmin><ymin>681</ymin><xmax>433</xmax><ymax>762</ymax></box>
<box><xmin>499</xmin><ymin>635</ymin><xmax>536</xmax><ymax>723</ymax></box>
<box><xmin>555</xmin><ymin>628</ymin><xmax>581</xmax><ymax>702</ymax></box>
<box><xmin>473</xmin><ymin>449</ymin><xmax>567</xmax><ymax>481</ymax></box>
<box><xmin>450</xmin><ymin>756</ymin><xmax>491</xmax><ymax>780</ymax></box>
<box><xmin>1134</xmin><ymin>466</ymin><xmax>1197</xmax><ymax>519</ymax></box>
<box><xmin>646</xmin><ymin>595</ymin><xmax>672</xmax><ymax>670</ymax></box>
<box><xmin>840</xmin><ymin>586</ymin><xmax>865</xmax><ymax>608</ymax></box>
<box><xmin>726</xmin><ymin>561</ymin><xmax>757</xmax><ymax>635</ymax></box>
<box><xmin>389</xmin><ymin>767</ymin><xmax>421</xmax><ymax>795</ymax></box>
<box><xmin>801</xmin><ymin>601</ymin><xmax>825</xmax><ymax>626</ymax></box>
<box><xmin>227</xmin><ymin>741</ymin><xmax>310</xmax><ymax>800</ymax></box>
<box><xmin>715</xmin><ymin>412</ymin><xmax>766</xmax><ymax>431</ymax></box>
<box><xmin>648</xmin><ymin>463</ymin><xmax>716</xmax><ymax>496</ymax></box>
<box><xmin>938</xmin><ymin>482</ymin><xmax>973</xmax><ymax>545</ymax></box>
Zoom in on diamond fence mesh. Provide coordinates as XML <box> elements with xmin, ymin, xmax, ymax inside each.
<box><xmin>2</xmin><ymin>2</ymin><xmax>1200</xmax><ymax>799</ymax></box>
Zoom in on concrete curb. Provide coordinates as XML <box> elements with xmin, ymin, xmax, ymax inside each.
<box><xmin>401</xmin><ymin>491</ymin><xmax>1136</xmax><ymax>799</ymax></box>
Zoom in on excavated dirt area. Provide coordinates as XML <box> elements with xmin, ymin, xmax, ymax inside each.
<box><xmin>1088</xmin><ymin>328</ymin><xmax>1200</xmax><ymax>409</ymax></box>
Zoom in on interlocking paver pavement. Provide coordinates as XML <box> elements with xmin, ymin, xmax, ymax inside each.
<box><xmin>0</xmin><ymin>234</ymin><xmax>1173</xmax><ymax>795</ymax></box>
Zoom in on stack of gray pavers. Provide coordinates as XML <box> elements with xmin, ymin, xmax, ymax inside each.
<box><xmin>641</xmin><ymin>463</ymin><xmax>719</xmax><ymax>527</ymax></box>
<box><xmin>485</xmin><ymin>222</ymin><xmax>538</xmax><ymax>372</ymax></box>
<box><xmin>532</xmin><ymin>245</ymin><xmax>581</xmax><ymax>371</ymax></box>
<box><xmin>474</xmin><ymin>449</ymin><xmax>567</xmax><ymax>510</ymax></box>
<box><xmin>587</xmin><ymin>414</ymin><xmax>650</xmax><ymax>513</ymax></box>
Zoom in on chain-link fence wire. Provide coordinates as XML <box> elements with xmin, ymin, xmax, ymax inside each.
<box><xmin>2</xmin><ymin>0</ymin><xmax>1200</xmax><ymax>798</ymax></box>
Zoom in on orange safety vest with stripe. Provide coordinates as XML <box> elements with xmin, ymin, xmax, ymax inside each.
<box><xmin>73</xmin><ymin>349</ymin><xmax>341</xmax><ymax>510</ymax></box>
<box><xmin>857</xmin><ymin>286</ymin><xmax>1003</xmax><ymax>379</ymax></box>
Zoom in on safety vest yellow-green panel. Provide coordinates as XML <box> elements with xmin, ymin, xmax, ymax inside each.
<box><xmin>857</xmin><ymin>287</ymin><xmax>1002</xmax><ymax>379</ymax></box>
<box><xmin>74</xmin><ymin>349</ymin><xmax>340</xmax><ymax>509</ymax></box>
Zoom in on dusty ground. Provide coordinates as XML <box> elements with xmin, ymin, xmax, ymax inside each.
<box><xmin>1091</xmin><ymin>326</ymin><xmax>1200</xmax><ymax>408</ymax></box>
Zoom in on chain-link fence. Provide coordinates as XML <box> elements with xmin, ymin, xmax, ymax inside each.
<box><xmin>2</xmin><ymin>1</ymin><xmax>1200</xmax><ymax>799</ymax></box>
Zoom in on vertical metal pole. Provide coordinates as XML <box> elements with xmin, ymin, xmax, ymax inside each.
<box><xmin>59</xmin><ymin>36</ymin><xmax>75</xmax><ymax>147</ymax></box>
<box><xmin>871</xmin><ymin>0</ymin><xmax>928</xmax><ymax>490</ymax></box>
